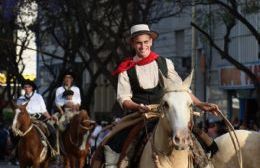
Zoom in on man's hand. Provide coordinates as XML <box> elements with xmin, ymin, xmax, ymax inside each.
<box><xmin>196</xmin><ymin>102</ymin><xmax>219</xmax><ymax>116</ymax></box>
<box><xmin>138</xmin><ymin>104</ymin><xmax>150</xmax><ymax>113</ymax></box>
<box><xmin>50</xmin><ymin>115</ymin><xmax>58</xmax><ymax>122</ymax></box>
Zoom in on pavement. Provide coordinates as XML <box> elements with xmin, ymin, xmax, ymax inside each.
<box><xmin>0</xmin><ymin>159</ymin><xmax>90</xmax><ymax>168</ymax></box>
<box><xmin>0</xmin><ymin>161</ymin><xmax>19</xmax><ymax>168</ymax></box>
<box><xmin>0</xmin><ymin>160</ymin><xmax>62</xmax><ymax>168</ymax></box>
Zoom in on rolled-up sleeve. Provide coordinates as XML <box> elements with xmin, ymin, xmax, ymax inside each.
<box><xmin>73</xmin><ymin>87</ymin><xmax>81</xmax><ymax>105</ymax></box>
<box><xmin>39</xmin><ymin>95</ymin><xmax>47</xmax><ymax>113</ymax></box>
<box><xmin>117</xmin><ymin>71</ymin><xmax>132</xmax><ymax>107</ymax></box>
<box><xmin>55</xmin><ymin>88</ymin><xmax>64</xmax><ymax>106</ymax></box>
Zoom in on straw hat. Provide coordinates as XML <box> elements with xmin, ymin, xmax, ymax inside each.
<box><xmin>129</xmin><ymin>24</ymin><xmax>158</xmax><ymax>42</ymax></box>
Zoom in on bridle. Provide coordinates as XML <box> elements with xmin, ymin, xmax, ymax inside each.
<box><xmin>144</xmin><ymin>89</ymin><xmax>194</xmax><ymax>151</ymax></box>
<box><xmin>143</xmin><ymin>89</ymin><xmax>195</xmax><ymax>167</ymax></box>
<box><xmin>12</xmin><ymin>123</ymin><xmax>34</xmax><ymax>137</ymax></box>
<box><xmin>12</xmin><ymin>110</ymin><xmax>34</xmax><ymax>137</ymax></box>
<box><xmin>69</xmin><ymin>119</ymin><xmax>95</xmax><ymax>148</ymax></box>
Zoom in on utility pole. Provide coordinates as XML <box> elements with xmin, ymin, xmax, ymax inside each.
<box><xmin>191</xmin><ymin>0</ymin><xmax>197</xmax><ymax>95</ymax></box>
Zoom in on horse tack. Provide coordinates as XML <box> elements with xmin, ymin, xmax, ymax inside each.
<box><xmin>142</xmin><ymin>92</ymin><xmax>197</xmax><ymax>167</ymax></box>
<box><xmin>12</xmin><ymin>124</ymin><xmax>33</xmax><ymax>137</ymax></box>
<box><xmin>12</xmin><ymin>105</ymin><xmax>51</xmax><ymax>168</ymax></box>
<box><xmin>60</xmin><ymin>110</ymin><xmax>93</xmax><ymax>168</ymax></box>
<box><xmin>12</xmin><ymin>121</ymin><xmax>53</xmax><ymax>159</ymax></box>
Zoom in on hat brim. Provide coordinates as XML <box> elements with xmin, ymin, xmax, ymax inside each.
<box><xmin>128</xmin><ymin>31</ymin><xmax>158</xmax><ymax>43</ymax></box>
<box><xmin>63</xmin><ymin>70</ymin><xmax>75</xmax><ymax>79</ymax></box>
<box><xmin>22</xmin><ymin>80</ymin><xmax>37</xmax><ymax>91</ymax></box>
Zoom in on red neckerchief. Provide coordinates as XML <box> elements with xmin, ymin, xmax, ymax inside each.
<box><xmin>112</xmin><ymin>51</ymin><xmax>159</xmax><ymax>75</ymax></box>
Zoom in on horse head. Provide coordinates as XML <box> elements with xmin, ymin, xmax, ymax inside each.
<box><xmin>77</xmin><ymin>110</ymin><xmax>96</xmax><ymax>132</ymax></box>
<box><xmin>68</xmin><ymin>110</ymin><xmax>95</xmax><ymax>149</ymax></box>
<box><xmin>158</xmin><ymin>70</ymin><xmax>194</xmax><ymax>150</ymax></box>
<box><xmin>11</xmin><ymin>102</ymin><xmax>32</xmax><ymax>136</ymax></box>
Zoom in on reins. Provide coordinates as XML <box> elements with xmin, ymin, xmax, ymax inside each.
<box><xmin>216</xmin><ymin>109</ymin><xmax>243</xmax><ymax>168</ymax></box>
<box><xmin>68</xmin><ymin>119</ymin><xmax>94</xmax><ymax>149</ymax></box>
<box><xmin>143</xmin><ymin>103</ymin><xmax>194</xmax><ymax>167</ymax></box>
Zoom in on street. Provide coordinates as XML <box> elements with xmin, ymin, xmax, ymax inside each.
<box><xmin>0</xmin><ymin>161</ymin><xmax>18</xmax><ymax>168</ymax></box>
<box><xmin>0</xmin><ymin>159</ymin><xmax>64</xmax><ymax>168</ymax></box>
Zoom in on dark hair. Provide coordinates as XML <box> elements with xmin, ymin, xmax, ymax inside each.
<box><xmin>62</xmin><ymin>90</ymin><xmax>74</xmax><ymax>98</ymax></box>
<box><xmin>63</xmin><ymin>69</ymin><xmax>75</xmax><ymax>79</ymax></box>
<box><xmin>21</xmin><ymin>79</ymin><xmax>37</xmax><ymax>91</ymax></box>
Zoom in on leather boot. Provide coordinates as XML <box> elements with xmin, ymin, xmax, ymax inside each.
<box><xmin>104</xmin><ymin>145</ymin><xmax>120</xmax><ymax>168</ymax></box>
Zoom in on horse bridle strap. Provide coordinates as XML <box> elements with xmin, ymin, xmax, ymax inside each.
<box><xmin>80</xmin><ymin>119</ymin><xmax>95</xmax><ymax>130</ymax></box>
<box><xmin>13</xmin><ymin>124</ymin><xmax>33</xmax><ymax>137</ymax></box>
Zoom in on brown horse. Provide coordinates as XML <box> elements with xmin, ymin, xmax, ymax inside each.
<box><xmin>60</xmin><ymin>110</ymin><xmax>95</xmax><ymax>168</ymax></box>
<box><xmin>11</xmin><ymin>103</ymin><xmax>50</xmax><ymax>168</ymax></box>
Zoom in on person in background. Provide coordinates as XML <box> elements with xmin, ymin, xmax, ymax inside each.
<box><xmin>17</xmin><ymin>80</ymin><xmax>55</xmax><ymax>121</ymax></box>
<box><xmin>55</xmin><ymin>71</ymin><xmax>81</xmax><ymax>115</ymax></box>
<box><xmin>16</xmin><ymin>80</ymin><xmax>57</xmax><ymax>151</ymax></box>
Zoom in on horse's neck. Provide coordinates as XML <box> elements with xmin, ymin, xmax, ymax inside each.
<box><xmin>69</xmin><ymin>123</ymin><xmax>84</xmax><ymax>143</ymax></box>
<box><xmin>154</xmin><ymin>119</ymin><xmax>171</xmax><ymax>153</ymax></box>
<box><xmin>20</xmin><ymin>117</ymin><xmax>32</xmax><ymax>132</ymax></box>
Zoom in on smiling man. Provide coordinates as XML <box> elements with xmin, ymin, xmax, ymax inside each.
<box><xmin>105</xmin><ymin>24</ymin><xmax>219</xmax><ymax>168</ymax></box>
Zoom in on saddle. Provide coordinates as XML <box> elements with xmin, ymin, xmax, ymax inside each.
<box><xmin>31</xmin><ymin>119</ymin><xmax>50</xmax><ymax>137</ymax></box>
<box><xmin>91</xmin><ymin>105</ymin><xmax>160</xmax><ymax>168</ymax></box>
<box><xmin>31</xmin><ymin>118</ymin><xmax>58</xmax><ymax>157</ymax></box>
<box><xmin>91</xmin><ymin>106</ymin><xmax>210</xmax><ymax>168</ymax></box>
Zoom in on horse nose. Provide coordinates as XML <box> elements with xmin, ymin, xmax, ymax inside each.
<box><xmin>172</xmin><ymin>129</ymin><xmax>191</xmax><ymax>149</ymax></box>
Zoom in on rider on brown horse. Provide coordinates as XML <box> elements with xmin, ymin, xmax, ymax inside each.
<box><xmin>106</xmin><ymin>24</ymin><xmax>219</xmax><ymax>167</ymax></box>
<box><xmin>16</xmin><ymin>79</ymin><xmax>57</xmax><ymax>152</ymax></box>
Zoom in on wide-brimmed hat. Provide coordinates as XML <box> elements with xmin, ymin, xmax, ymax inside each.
<box><xmin>129</xmin><ymin>24</ymin><xmax>158</xmax><ymax>42</ymax></box>
<box><xmin>22</xmin><ymin>79</ymin><xmax>37</xmax><ymax>91</ymax></box>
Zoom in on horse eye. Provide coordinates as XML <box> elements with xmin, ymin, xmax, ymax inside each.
<box><xmin>163</xmin><ymin>102</ymin><xmax>169</xmax><ymax>109</ymax></box>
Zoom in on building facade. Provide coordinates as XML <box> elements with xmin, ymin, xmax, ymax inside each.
<box><xmin>152</xmin><ymin>2</ymin><xmax>260</xmax><ymax>126</ymax></box>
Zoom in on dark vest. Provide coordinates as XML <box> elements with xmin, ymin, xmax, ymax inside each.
<box><xmin>127</xmin><ymin>57</ymin><xmax>168</xmax><ymax>105</ymax></box>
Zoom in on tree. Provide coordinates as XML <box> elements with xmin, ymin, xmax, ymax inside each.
<box><xmin>174</xmin><ymin>0</ymin><xmax>260</xmax><ymax>126</ymax></box>
<box><xmin>0</xmin><ymin>0</ymin><xmax>38</xmax><ymax>106</ymax></box>
<box><xmin>35</xmin><ymin>0</ymin><xmax>180</xmax><ymax>113</ymax></box>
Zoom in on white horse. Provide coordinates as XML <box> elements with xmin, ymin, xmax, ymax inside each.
<box><xmin>139</xmin><ymin>71</ymin><xmax>260</xmax><ymax>168</ymax></box>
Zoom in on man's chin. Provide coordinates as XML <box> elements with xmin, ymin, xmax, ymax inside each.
<box><xmin>138</xmin><ymin>51</ymin><xmax>150</xmax><ymax>57</ymax></box>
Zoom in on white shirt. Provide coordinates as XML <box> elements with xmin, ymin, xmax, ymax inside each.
<box><xmin>55</xmin><ymin>85</ymin><xmax>81</xmax><ymax>107</ymax></box>
<box><xmin>17</xmin><ymin>92</ymin><xmax>47</xmax><ymax>114</ymax></box>
<box><xmin>117</xmin><ymin>57</ymin><xmax>182</xmax><ymax>107</ymax></box>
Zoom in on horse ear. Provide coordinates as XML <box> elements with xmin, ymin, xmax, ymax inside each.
<box><xmin>182</xmin><ymin>69</ymin><xmax>194</xmax><ymax>89</ymax></box>
<box><xmin>10</xmin><ymin>100</ymin><xmax>18</xmax><ymax>110</ymax></box>
<box><xmin>158</xmin><ymin>70</ymin><xmax>172</xmax><ymax>91</ymax></box>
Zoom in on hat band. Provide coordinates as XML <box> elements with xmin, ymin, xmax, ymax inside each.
<box><xmin>131</xmin><ymin>30</ymin><xmax>154</xmax><ymax>38</ymax></box>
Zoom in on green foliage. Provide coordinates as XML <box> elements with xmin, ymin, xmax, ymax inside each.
<box><xmin>2</xmin><ymin>108</ymin><xmax>14</xmax><ymax>123</ymax></box>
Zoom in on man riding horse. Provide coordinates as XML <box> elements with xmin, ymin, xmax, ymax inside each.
<box><xmin>105</xmin><ymin>24</ymin><xmax>219</xmax><ymax>167</ymax></box>
<box><xmin>16</xmin><ymin>79</ymin><xmax>58</xmax><ymax>154</ymax></box>
<box><xmin>55</xmin><ymin>70</ymin><xmax>81</xmax><ymax>115</ymax></box>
